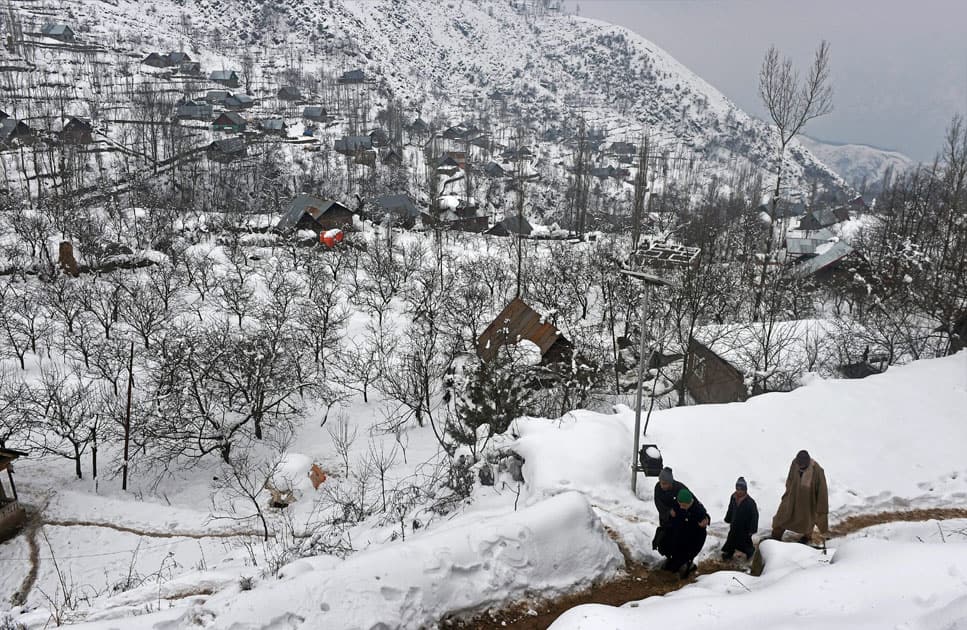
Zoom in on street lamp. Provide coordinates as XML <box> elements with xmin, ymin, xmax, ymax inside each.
<box><xmin>621</xmin><ymin>241</ymin><xmax>700</xmax><ymax>494</ymax></box>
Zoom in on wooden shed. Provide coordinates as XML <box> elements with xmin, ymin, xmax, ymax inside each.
<box><xmin>477</xmin><ymin>298</ymin><xmax>573</xmax><ymax>365</ymax></box>
<box><xmin>0</xmin><ymin>448</ymin><xmax>26</xmax><ymax>540</ymax></box>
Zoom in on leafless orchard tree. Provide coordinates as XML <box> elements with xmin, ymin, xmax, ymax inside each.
<box><xmin>756</xmin><ymin>41</ymin><xmax>833</xmax><ymax>314</ymax></box>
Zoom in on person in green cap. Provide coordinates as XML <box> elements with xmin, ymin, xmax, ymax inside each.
<box><xmin>663</xmin><ymin>487</ymin><xmax>710</xmax><ymax>578</ymax></box>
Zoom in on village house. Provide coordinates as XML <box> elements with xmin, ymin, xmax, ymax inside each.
<box><xmin>334</xmin><ymin>135</ymin><xmax>373</xmax><ymax>155</ymax></box>
<box><xmin>367</xmin><ymin>194</ymin><xmax>431</xmax><ymax>228</ymax></box>
<box><xmin>142</xmin><ymin>52</ymin><xmax>168</xmax><ymax>67</ymax></box>
<box><xmin>212</xmin><ymin>112</ymin><xmax>247</xmax><ymax>133</ymax></box>
<box><xmin>435</xmin><ymin>155</ymin><xmax>461</xmax><ymax>176</ymax></box>
<box><xmin>483</xmin><ymin>162</ymin><xmax>507</xmax><ymax>178</ymax></box>
<box><xmin>791</xmin><ymin>240</ymin><xmax>856</xmax><ymax>278</ymax></box>
<box><xmin>223</xmin><ymin>94</ymin><xmax>255</xmax><ymax>110</ymax></box>
<box><xmin>209</xmin><ymin>70</ymin><xmax>240</xmax><ymax>88</ymax></box>
<box><xmin>798</xmin><ymin>206</ymin><xmax>851</xmax><ymax>231</ymax></box>
<box><xmin>41</xmin><ymin>23</ymin><xmax>75</xmax><ymax>42</ymax></box>
<box><xmin>167</xmin><ymin>51</ymin><xmax>191</xmax><ymax>65</ymax></box>
<box><xmin>258</xmin><ymin>118</ymin><xmax>288</xmax><ymax>136</ymax></box>
<box><xmin>175</xmin><ymin>100</ymin><xmax>213</xmax><ymax>120</ymax></box>
<box><xmin>487</xmin><ymin>215</ymin><xmax>532</xmax><ymax>237</ymax></box>
<box><xmin>275</xmin><ymin>194</ymin><xmax>354</xmax><ymax>233</ymax></box>
<box><xmin>0</xmin><ymin>448</ymin><xmax>26</xmax><ymax>541</ymax></box>
<box><xmin>277</xmin><ymin>86</ymin><xmax>302</xmax><ymax>101</ymax></box>
<box><xmin>205</xmin><ymin>90</ymin><xmax>232</xmax><ymax>105</ymax></box>
<box><xmin>686</xmin><ymin>319</ymin><xmax>883</xmax><ymax>404</ymax></box>
<box><xmin>338</xmin><ymin>69</ymin><xmax>367</xmax><ymax>84</ymax></box>
<box><xmin>408</xmin><ymin>117</ymin><xmax>429</xmax><ymax>137</ymax></box>
<box><xmin>179</xmin><ymin>61</ymin><xmax>202</xmax><ymax>75</ymax></box>
<box><xmin>59</xmin><ymin>116</ymin><xmax>93</xmax><ymax>144</ymax></box>
<box><xmin>303</xmin><ymin>106</ymin><xmax>327</xmax><ymax>122</ymax></box>
<box><xmin>206</xmin><ymin>137</ymin><xmax>247</xmax><ymax>163</ymax></box>
<box><xmin>476</xmin><ymin>297</ymin><xmax>573</xmax><ymax>365</ymax></box>
<box><xmin>785</xmin><ymin>227</ymin><xmax>835</xmax><ymax>259</ymax></box>
<box><xmin>0</xmin><ymin>118</ymin><xmax>32</xmax><ymax>146</ymax></box>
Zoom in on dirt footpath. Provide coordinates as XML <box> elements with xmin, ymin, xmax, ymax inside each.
<box><xmin>441</xmin><ymin>507</ymin><xmax>967</xmax><ymax>630</ymax></box>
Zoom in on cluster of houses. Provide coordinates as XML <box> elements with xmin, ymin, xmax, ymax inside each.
<box><xmin>783</xmin><ymin>195</ymin><xmax>867</xmax><ymax>279</ymax></box>
<box><xmin>0</xmin><ymin>110</ymin><xmax>95</xmax><ymax>147</ymax></box>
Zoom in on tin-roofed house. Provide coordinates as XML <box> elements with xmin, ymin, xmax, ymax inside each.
<box><xmin>686</xmin><ymin>319</ymin><xmax>880</xmax><ymax>404</ymax></box>
<box><xmin>338</xmin><ymin>69</ymin><xmax>366</xmax><ymax>84</ymax></box>
<box><xmin>367</xmin><ymin>194</ymin><xmax>431</xmax><ymax>229</ymax></box>
<box><xmin>223</xmin><ymin>94</ymin><xmax>255</xmax><ymax>110</ymax></box>
<box><xmin>175</xmin><ymin>100</ymin><xmax>213</xmax><ymax>121</ymax></box>
<box><xmin>258</xmin><ymin>118</ymin><xmax>288</xmax><ymax>137</ymax></box>
<box><xmin>277</xmin><ymin>86</ymin><xmax>302</xmax><ymax>101</ymax></box>
<box><xmin>0</xmin><ymin>118</ymin><xmax>32</xmax><ymax>147</ymax></box>
<box><xmin>476</xmin><ymin>297</ymin><xmax>573</xmax><ymax>366</ymax></box>
<box><xmin>0</xmin><ymin>448</ymin><xmax>26</xmax><ymax>540</ymax></box>
<box><xmin>212</xmin><ymin>112</ymin><xmax>247</xmax><ymax>133</ymax></box>
<box><xmin>59</xmin><ymin>116</ymin><xmax>94</xmax><ymax>144</ymax></box>
<box><xmin>209</xmin><ymin>70</ymin><xmax>240</xmax><ymax>88</ymax></box>
<box><xmin>303</xmin><ymin>106</ymin><xmax>327</xmax><ymax>122</ymax></box>
<box><xmin>41</xmin><ymin>23</ymin><xmax>74</xmax><ymax>42</ymax></box>
<box><xmin>275</xmin><ymin>194</ymin><xmax>354</xmax><ymax>234</ymax></box>
<box><xmin>206</xmin><ymin>137</ymin><xmax>247</xmax><ymax>163</ymax></box>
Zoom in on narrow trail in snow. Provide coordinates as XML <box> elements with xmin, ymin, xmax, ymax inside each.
<box><xmin>441</xmin><ymin>507</ymin><xmax>967</xmax><ymax>630</ymax></box>
<box><xmin>41</xmin><ymin>518</ymin><xmax>262</xmax><ymax>540</ymax></box>
<box><xmin>9</xmin><ymin>508</ymin><xmax>42</xmax><ymax>607</ymax></box>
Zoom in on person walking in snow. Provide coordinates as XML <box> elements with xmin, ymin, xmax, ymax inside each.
<box><xmin>722</xmin><ymin>476</ymin><xmax>758</xmax><ymax>560</ymax></box>
<box><xmin>652</xmin><ymin>467</ymin><xmax>690</xmax><ymax>557</ymax></box>
<box><xmin>771</xmin><ymin>450</ymin><xmax>829</xmax><ymax>544</ymax></box>
<box><xmin>663</xmin><ymin>488</ymin><xmax>710</xmax><ymax>579</ymax></box>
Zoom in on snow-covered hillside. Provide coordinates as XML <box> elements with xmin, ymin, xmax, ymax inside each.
<box><xmin>798</xmin><ymin>135</ymin><xmax>916</xmax><ymax>191</ymax></box>
<box><xmin>7</xmin><ymin>0</ymin><xmax>848</xmax><ymax>208</ymax></box>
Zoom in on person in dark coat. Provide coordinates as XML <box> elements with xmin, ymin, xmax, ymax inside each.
<box><xmin>722</xmin><ymin>476</ymin><xmax>759</xmax><ymax>560</ymax></box>
<box><xmin>663</xmin><ymin>488</ymin><xmax>710</xmax><ymax>578</ymax></box>
<box><xmin>652</xmin><ymin>467</ymin><xmax>689</xmax><ymax>557</ymax></box>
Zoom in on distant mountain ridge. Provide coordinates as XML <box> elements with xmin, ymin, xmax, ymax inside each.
<box><xmin>798</xmin><ymin>136</ymin><xmax>916</xmax><ymax>192</ymax></box>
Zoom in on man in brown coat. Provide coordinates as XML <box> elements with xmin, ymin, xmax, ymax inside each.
<box><xmin>771</xmin><ymin>450</ymin><xmax>829</xmax><ymax>543</ymax></box>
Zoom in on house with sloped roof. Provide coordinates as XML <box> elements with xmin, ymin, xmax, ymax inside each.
<box><xmin>338</xmin><ymin>69</ymin><xmax>366</xmax><ymax>84</ymax></box>
<box><xmin>212</xmin><ymin>112</ymin><xmax>247</xmax><ymax>133</ymax></box>
<box><xmin>60</xmin><ymin>117</ymin><xmax>93</xmax><ymax>144</ymax></box>
<box><xmin>367</xmin><ymin>194</ymin><xmax>430</xmax><ymax>228</ymax></box>
<box><xmin>142</xmin><ymin>52</ymin><xmax>168</xmax><ymax>67</ymax></box>
<box><xmin>483</xmin><ymin>162</ymin><xmax>506</xmax><ymax>178</ymax></box>
<box><xmin>476</xmin><ymin>297</ymin><xmax>573</xmax><ymax>365</ymax></box>
<box><xmin>687</xmin><ymin>319</ymin><xmax>883</xmax><ymax>404</ymax></box>
<box><xmin>785</xmin><ymin>228</ymin><xmax>835</xmax><ymax>258</ymax></box>
<box><xmin>275</xmin><ymin>194</ymin><xmax>354</xmax><ymax>233</ymax></box>
<box><xmin>209</xmin><ymin>70</ymin><xmax>240</xmax><ymax>88</ymax></box>
<box><xmin>334</xmin><ymin>135</ymin><xmax>373</xmax><ymax>155</ymax></box>
<box><xmin>41</xmin><ymin>24</ymin><xmax>74</xmax><ymax>42</ymax></box>
<box><xmin>167</xmin><ymin>51</ymin><xmax>191</xmax><ymax>65</ymax></box>
<box><xmin>303</xmin><ymin>106</ymin><xmax>327</xmax><ymax>122</ymax></box>
<box><xmin>277</xmin><ymin>86</ymin><xmax>302</xmax><ymax>101</ymax></box>
<box><xmin>791</xmin><ymin>240</ymin><xmax>855</xmax><ymax>278</ymax></box>
<box><xmin>223</xmin><ymin>94</ymin><xmax>255</xmax><ymax>110</ymax></box>
<box><xmin>380</xmin><ymin>147</ymin><xmax>403</xmax><ymax>167</ymax></box>
<box><xmin>175</xmin><ymin>100</ymin><xmax>213</xmax><ymax>121</ymax></box>
<box><xmin>487</xmin><ymin>215</ymin><xmax>532</xmax><ymax>237</ymax></box>
<box><xmin>179</xmin><ymin>61</ymin><xmax>202</xmax><ymax>75</ymax></box>
<box><xmin>207</xmin><ymin>137</ymin><xmax>247</xmax><ymax>163</ymax></box>
<box><xmin>0</xmin><ymin>119</ymin><xmax>32</xmax><ymax>146</ymax></box>
<box><xmin>0</xmin><ymin>448</ymin><xmax>27</xmax><ymax>539</ymax></box>
<box><xmin>258</xmin><ymin>118</ymin><xmax>288</xmax><ymax>136</ymax></box>
<box><xmin>798</xmin><ymin>207</ymin><xmax>850</xmax><ymax>231</ymax></box>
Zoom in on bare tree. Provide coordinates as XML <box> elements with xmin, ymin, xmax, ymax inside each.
<box><xmin>756</xmin><ymin>40</ymin><xmax>833</xmax><ymax>315</ymax></box>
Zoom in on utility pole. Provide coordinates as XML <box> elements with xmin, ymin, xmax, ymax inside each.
<box><xmin>122</xmin><ymin>339</ymin><xmax>134</xmax><ymax>491</ymax></box>
<box><xmin>622</xmin><ymin>242</ymin><xmax>700</xmax><ymax>495</ymax></box>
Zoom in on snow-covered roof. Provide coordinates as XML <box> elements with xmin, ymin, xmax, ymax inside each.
<box><xmin>792</xmin><ymin>240</ymin><xmax>855</xmax><ymax>277</ymax></box>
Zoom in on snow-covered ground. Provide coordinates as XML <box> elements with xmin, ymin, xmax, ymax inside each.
<box><xmin>7</xmin><ymin>350</ymin><xmax>964</xmax><ymax>628</ymax></box>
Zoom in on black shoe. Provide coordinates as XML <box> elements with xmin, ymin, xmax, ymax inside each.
<box><xmin>678</xmin><ymin>562</ymin><xmax>695</xmax><ymax>579</ymax></box>
<box><xmin>798</xmin><ymin>535</ymin><xmax>811</xmax><ymax>545</ymax></box>
<box><xmin>721</xmin><ymin>551</ymin><xmax>734</xmax><ymax>561</ymax></box>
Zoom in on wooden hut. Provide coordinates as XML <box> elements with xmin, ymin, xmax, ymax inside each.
<box><xmin>476</xmin><ymin>298</ymin><xmax>573</xmax><ymax>365</ymax></box>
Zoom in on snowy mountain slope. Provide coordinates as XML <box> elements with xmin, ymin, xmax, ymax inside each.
<box><xmin>45</xmin><ymin>0</ymin><xmax>847</xmax><ymax>203</ymax></box>
<box><xmin>798</xmin><ymin>135</ymin><xmax>916</xmax><ymax>191</ymax></box>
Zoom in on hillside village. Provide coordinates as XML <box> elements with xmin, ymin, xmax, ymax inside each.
<box><xmin>0</xmin><ymin>0</ymin><xmax>965</xmax><ymax>629</ymax></box>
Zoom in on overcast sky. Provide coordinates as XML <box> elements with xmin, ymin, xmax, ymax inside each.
<box><xmin>568</xmin><ymin>0</ymin><xmax>967</xmax><ymax>162</ymax></box>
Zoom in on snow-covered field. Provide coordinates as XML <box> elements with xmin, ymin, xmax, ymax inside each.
<box><xmin>7</xmin><ymin>349</ymin><xmax>965</xmax><ymax>628</ymax></box>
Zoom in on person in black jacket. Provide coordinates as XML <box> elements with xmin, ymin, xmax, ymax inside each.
<box><xmin>652</xmin><ymin>467</ymin><xmax>690</xmax><ymax>557</ymax></box>
<box><xmin>722</xmin><ymin>476</ymin><xmax>759</xmax><ymax>560</ymax></box>
<box><xmin>663</xmin><ymin>488</ymin><xmax>710</xmax><ymax>578</ymax></box>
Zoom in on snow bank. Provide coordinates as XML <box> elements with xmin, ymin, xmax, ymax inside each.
<box><xmin>199</xmin><ymin>492</ymin><xmax>623</xmax><ymax>629</ymax></box>
<box><xmin>550</xmin><ymin>537</ymin><xmax>967</xmax><ymax>630</ymax></box>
